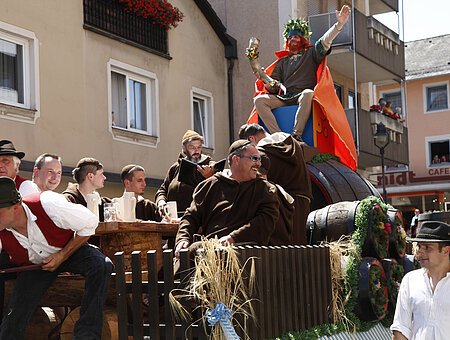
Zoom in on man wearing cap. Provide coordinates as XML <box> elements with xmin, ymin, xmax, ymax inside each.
<box><xmin>0</xmin><ymin>177</ymin><xmax>113</xmax><ymax>339</ymax></box>
<box><xmin>62</xmin><ymin>157</ymin><xmax>110</xmax><ymax>221</ymax></box>
<box><xmin>120</xmin><ymin>164</ymin><xmax>161</xmax><ymax>221</ymax></box>
<box><xmin>0</xmin><ymin>140</ymin><xmax>38</xmax><ymax>196</ymax></box>
<box><xmin>391</xmin><ymin>221</ymin><xmax>450</xmax><ymax>339</ymax></box>
<box><xmin>175</xmin><ymin>140</ymin><xmax>279</xmax><ymax>256</ymax></box>
<box><xmin>253</xmin><ymin>5</ymin><xmax>350</xmax><ymax>140</ymax></box>
<box><xmin>155</xmin><ymin>130</ymin><xmax>216</xmax><ymax>214</ymax></box>
<box><xmin>239</xmin><ymin>124</ymin><xmax>313</xmax><ymax>245</ymax></box>
<box><xmin>32</xmin><ymin>153</ymin><xmax>63</xmax><ymax>192</ymax></box>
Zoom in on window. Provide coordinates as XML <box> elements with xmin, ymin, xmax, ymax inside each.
<box><xmin>348</xmin><ymin>91</ymin><xmax>355</xmax><ymax>109</ymax></box>
<box><xmin>191</xmin><ymin>88</ymin><xmax>214</xmax><ymax>148</ymax></box>
<box><xmin>426</xmin><ymin>135</ymin><xmax>450</xmax><ymax>166</ymax></box>
<box><xmin>382</xmin><ymin>91</ymin><xmax>403</xmax><ymax>112</ymax></box>
<box><xmin>334</xmin><ymin>83</ymin><xmax>342</xmax><ymax>104</ymax></box>
<box><xmin>0</xmin><ymin>21</ymin><xmax>39</xmax><ymax>122</ymax></box>
<box><xmin>424</xmin><ymin>82</ymin><xmax>449</xmax><ymax>112</ymax></box>
<box><xmin>108</xmin><ymin>60</ymin><xmax>159</xmax><ymax>146</ymax></box>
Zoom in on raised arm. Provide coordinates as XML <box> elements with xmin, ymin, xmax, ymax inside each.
<box><xmin>320</xmin><ymin>5</ymin><xmax>351</xmax><ymax>52</ymax></box>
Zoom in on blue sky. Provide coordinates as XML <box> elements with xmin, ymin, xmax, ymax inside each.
<box><xmin>374</xmin><ymin>0</ymin><xmax>450</xmax><ymax>41</ymax></box>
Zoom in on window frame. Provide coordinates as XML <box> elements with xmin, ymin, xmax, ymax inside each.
<box><xmin>107</xmin><ymin>59</ymin><xmax>159</xmax><ymax>147</ymax></box>
<box><xmin>191</xmin><ymin>87</ymin><xmax>214</xmax><ymax>149</ymax></box>
<box><xmin>423</xmin><ymin>81</ymin><xmax>449</xmax><ymax>113</ymax></box>
<box><xmin>425</xmin><ymin>134</ymin><xmax>450</xmax><ymax>168</ymax></box>
<box><xmin>381</xmin><ymin>90</ymin><xmax>403</xmax><ymax>112</ymax></box>
<box><xmin>0</xmin><ymin>20</ymin><xmax>40</xmax><ymax>123</ymax></box>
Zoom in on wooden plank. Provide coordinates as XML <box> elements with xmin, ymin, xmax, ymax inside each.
<box><xmin>114</xmin><ymin>252</ymin><xmax>128</xmax><ymax>340</ymax></box>
<box><xmin>147</xmin><ymin>250</ymin><xmax>160</xmax><ymax>340</ymax></box>
<box><xmin>131</xmin><ymin>251</ymin><xmax>143</xmax><ymax>339</ymax></box>
<box><xmin>281</xmin><ymin>246</ymin><xmax>293</xmax><ymax>332</ymax></box>
<box><xmin>163</xmin><ymin>250</ymin><xmax>175</xmax><ymax>340</ymax></box>
<box><xmin>288</xmin><ymin>245</ymin><xmax>300</xmax><ymax>331</ymax></box>
<box><xmin>179</xmin><ymin>249</ymin><xmax>192</xmax><ymax>339</ymax></box>
<box><xmin>96</xmin><ymin>221</ymin><xmax>178</xmax><ymax>235</ymax></box>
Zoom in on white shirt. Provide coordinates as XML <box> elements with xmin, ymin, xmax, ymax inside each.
<box><xmin>391</xmin><ymin>268</ymin><xmax>450</xmax><ymax>340</ymax></box>
<box><xmin>18</xmin><ymin>179</ymin><xmax>39</xmax><ymax>197</ymax></box>
<box><xmin>1</xmin><ymin>191</ymin><xmax>98</xmax><ymax>264</ymax></box>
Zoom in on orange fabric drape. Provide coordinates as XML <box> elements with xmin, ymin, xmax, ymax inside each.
<box><xmin>247</xmin><ymin>52</ymin><xmax>357</xmax><ymax>170</ymax></box>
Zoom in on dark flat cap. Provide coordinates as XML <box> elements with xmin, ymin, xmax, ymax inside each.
<box><xmin>0</xmin><ymin>140</ymin><xmax>25</xmax><ymax>159</ymax></box>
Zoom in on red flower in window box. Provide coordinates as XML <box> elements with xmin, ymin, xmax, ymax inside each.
<box><xmin>118</xmin><ymin>0</ymin><xmax>184</xmax><ymax>30</ymax></box>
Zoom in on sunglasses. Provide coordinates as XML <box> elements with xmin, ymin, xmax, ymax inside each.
<box><xmin>238</xmin><ymin>155</ymin><xmax>261</xmax><ymax>162</ymax></box>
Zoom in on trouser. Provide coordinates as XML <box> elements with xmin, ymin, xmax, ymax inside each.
<box><xmin>0</xmin><ymin>244</ymin><xmax>113</xmax><ymax>340</ymax></box>
<box><xmin>254</xmin><ymin>89</ymin><xmax>314</xmax><ymax>136</ymax></box>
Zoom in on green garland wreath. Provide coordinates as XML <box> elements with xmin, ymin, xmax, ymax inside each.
<box><xmin>283</xmin><ymin>18</ymin><xmax>312</xmax><ymax>39</ymax></box>
<box><xmin>369</xmin><ymin>264</ymin><xmax>388</xmax><ymax>319</ymax></box>
<box><xmin>274</xmin><ymin>196</ymin><xmax>401</xmax><ymax>339</ymax></box>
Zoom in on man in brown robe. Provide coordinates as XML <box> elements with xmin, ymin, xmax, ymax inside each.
<box><xmin>175</xmin><ymin>140</ymin><xmax>279</xmax><ymax>256</ymax></box>
<box><xmin>155</xmin><ymin>130</ymin><xmax>215</xmax><ymax>216</ymax></box>
<box><xmin>239</xmin><ymin>123</ymin><xmax>312</xmax><ymax>245</ymax></box>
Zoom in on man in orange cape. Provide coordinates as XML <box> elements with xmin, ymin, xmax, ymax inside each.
<box><xmin>248</xmin><ymin>5</ymin><xmax>357</xmax><ymax>170</ymax></box>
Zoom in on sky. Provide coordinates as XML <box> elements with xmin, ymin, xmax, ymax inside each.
<box><xmin>374</xmin><ymin>0</ymin><xmax>450</xmax><ymax>42</ymax></box>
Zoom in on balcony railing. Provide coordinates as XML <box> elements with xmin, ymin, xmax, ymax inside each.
<box><xmin>83</xmin><ymin>0</ymin><xmax>169</xmax><ymax>57</ymax></box>
<box><xmin>356</xmin><ymin>108</ymin><xmax>409</xmax><ymax>167</ymax></box>
<box><xmin>309</xmin><ymin>9</ymin><xmax>404</xmax><ymax>80</ymax></box>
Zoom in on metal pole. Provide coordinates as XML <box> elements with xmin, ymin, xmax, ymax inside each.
<box><xmin>380</xmin><ymin>147</ymin><xmax>387</xmax><ymax>202</ymax></box>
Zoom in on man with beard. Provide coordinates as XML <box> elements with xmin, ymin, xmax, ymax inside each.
<box><xmin>391</xmin><ymin>221</ymin><xmax>450</xmax><ymax>339</ymax></box>
<box><xmin>253</xmin><ymin>5</ymin><xmax>350</xmax><ymax>141</ymax></box>
<box><xmin>155</xmin><ymin>130</ymin><xmax>216</xmax><ymax>216</ymax></box>
<box><xmin>175</xmin><ymin>140</ymin><xmax>279</xmax><ymax>256</ymax></box>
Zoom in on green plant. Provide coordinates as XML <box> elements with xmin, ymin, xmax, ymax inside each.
<box><xmin>369</xmin><ymin>264</ymin><xmax>388</xmax><ymax>319</ymax></box>
<box><xmin>388</xmin><ymin>262</ymin><xmax>404</xmax><ymax>305</ymax></box>
<box><xmin>311</xmin><ymin>153</ymin><xmax>340</xmax><ymax>164</ymax></box>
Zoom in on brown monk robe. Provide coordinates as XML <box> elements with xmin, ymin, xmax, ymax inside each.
<box><xmin>258</xmin><ymin>133</ymin><xmax>312</xmax><ymax>245</ymax></box>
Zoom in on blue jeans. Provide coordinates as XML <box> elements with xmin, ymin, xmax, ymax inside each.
<box><xmin>0</xmin><ymin>244</ymin><xmax>113</xmax><ymax>340</ymax></box>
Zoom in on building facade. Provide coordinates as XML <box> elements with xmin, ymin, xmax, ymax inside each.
<box><xmin>0</xmin><ymin>0</ymin><xmax>236</xmax><ymax>197</ymax></box>
<box><xmin>377</xmin><ymin>34</ymin><xmax>450</xmax><ymax>221</ymax></box>
<box><xmin>208</xmin><ymin>0</ymin><xmax>408</xmax><ymax>172</ymax></box>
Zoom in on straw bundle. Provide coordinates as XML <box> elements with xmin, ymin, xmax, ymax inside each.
<box><xmin>170</xmin><ymin>238</ymin><xmax>256</xmax><ymax>339</ymax></box>
<box><xmin>325</xmin><ymin>236</ymin><xmax>358</xmax><ymax>332</ymax></box>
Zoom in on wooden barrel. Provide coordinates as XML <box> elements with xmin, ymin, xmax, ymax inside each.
<box><xmin>306</xmin><ymin>201</ymin><xmax>360</xmax><ymax>244</ymax></box>
<box><xmin>60</xmin><ymin>306</ymin><xmax>118</xmax><ymax>340</ymax></box>
<box><xmin>355</xmin><ymin>257</ymin><xmax>388</xmax><ymax>321</ymax></box>
<box><xmin>307</xmin><ymin>160</ymin><xmax>381</xmax><ymax>212</ymax></box>
<box><xmin>25</xmin><ymin>307</ymin><xmax>60</xmax><ymax>340</ymax></box>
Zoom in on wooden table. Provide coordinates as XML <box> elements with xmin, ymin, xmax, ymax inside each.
<box><xmin>96</xmin><ymin>221</ymin><xmax>179</xmax><ymax>271</ymax></box>
<box><xmin>3</xmin><ymin>221</ymin><xmax>179</xmax><ymax>308</ymax></box>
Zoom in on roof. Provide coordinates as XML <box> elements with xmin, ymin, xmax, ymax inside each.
<box><xmin>194</xmin><ymin>0</ymin><xmax>237</xmax><ymax>59</ymax></box>
<box><xmin>405</xmin><ymin>34</ymin><xmax>450</xmax><ymax>80</ymax></box>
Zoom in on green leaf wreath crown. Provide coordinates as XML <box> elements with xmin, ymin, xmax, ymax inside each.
<box><xmin>283</xmin><ymin>18</ymin><xmax>312</xmax><ymax>39</ymax></box>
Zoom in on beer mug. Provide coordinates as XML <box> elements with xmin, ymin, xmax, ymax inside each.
<box><xmin>103</xmin><ymin>203</ymin><xmax>118</xmax><ymax>222</ymax></box>
<box><xmin>163</xmin><ymin>201</ymin><xmax>178</xmax><ymax>220</ymax></box>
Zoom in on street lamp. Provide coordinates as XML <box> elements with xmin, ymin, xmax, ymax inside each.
<box><xmin>373</xmin><ymin>122</ymin><xmax>390</xmax><ymax>202</ymax></box>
